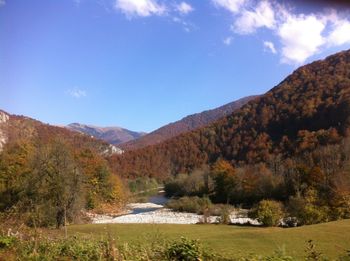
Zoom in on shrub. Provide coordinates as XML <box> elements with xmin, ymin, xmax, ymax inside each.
<box><xmin>16</xmin><ymin>237</ymin><xmax>109</xmax><ymax>260</ymax></box>
<box><xmin>128</xmin><ymin>177</ymin><xmax>159</xmax><ymax>194</ymax></box>
<box><xmin>166</xmin><ymin>237</ymin><xmax>202</xmax><ymax>261</ymax></box>
<box><xmin>165</xmin><ymin>180</ymin><xmax>185</xmax><ymax>198</ymax></box>
<box><xmin>288</xmin><ymin>194</ymin><xmax>329</xmax><ymax>225</ymax></box>
<box><xmin>305</xmin><ymin>240</ymin><xmax>323</xmax><ymax>261</ymax></box>
<box><xmin>164</xmin><ymin>169</ymin><xmax>212</xmax><ymax>198</ymax></box>
<box><xmin>216</xmin><ymin>205</ymin><xmax>231</xmax><ymax>224</ymax></box>
<box><xmin>0</xmin><ymin>236</ymin><xmax>16</xmax><ymax>249</ymax></box>
<box><xmin>250</xmin><ymin>200</ymin><xmax>284</xmax><ymax>227</ymax></box>
<box><xmin>166</xmin><ymin>197</ymin><xmax>212</xmax><ymax>215</ymax></box>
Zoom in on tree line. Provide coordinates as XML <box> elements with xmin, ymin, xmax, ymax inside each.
<box><xmin>0</xmin><ymin>137</ymin><xmax>127</xmax><ymax>228</ymax></box>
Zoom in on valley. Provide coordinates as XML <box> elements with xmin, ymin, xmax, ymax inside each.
<box><xmin>1</xmin><ymin>49</ymin><xmax>350</xmax><ymax>260</ymax></box>
<box><xmin>2</xmin><ymin>0</ymin><xmax>350</xmax><ymax>258</ymax></box>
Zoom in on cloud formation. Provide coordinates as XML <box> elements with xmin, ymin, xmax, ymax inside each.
<box><xmin>176</xmin><ymin>2</ymin><xmax>193</xmax><ymax>15</ymax></box>
<box><xmin>212</xmin><ymin>0</ymin><xmax>246</xmax><ymax>14</ymax></box>
<box><xmin>0</xmin><ymin>0</ymin><xmax>5</xmax><ymax>7</ymax></box>
<box><xmin>278</xmin><ymin>14</ymin><xmax>326</xmax><ymax>64</ymax></box>
<box><xmin>114</xmin><ymin>0</ymin><xmax>166</xmax><ymax>18</ymax></box>
<box><xmin>67</xmin><ymin>88</ymin><xmax>87</xmax><ymax>98</ymax></box>
<box><xmin>213</xmin><ymin>0</ymin><xmax>350</xmax><ymax>64</ymax></box>
<box><xmin>233</xmin><ymin>1</ymin><xmax>275</xmax><ymax>34</ymax></box>
<box><xmin>327</xmin><ymin>19</ymin><xmax>350</xmax><ymax>46</ymax></box>
<box><xmin>223</xmin><ymin>37</ymin><xmax>233</xmax><ymax>46</ymax></box>
<box><xmin>264</xmin><ymin>41</ymin><xmax>276</xmax><ymax>54</ymax></box>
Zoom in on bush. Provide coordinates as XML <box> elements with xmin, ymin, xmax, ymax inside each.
<box><xmin>0</xmin><ymin>236</ymin><xmax>16</xmax><ymax>249</ymax></box>
<box><xmin>16</xmin><ymin>237</ymin><xmax>110</xmax><ymax>260</ymax></box>
<box><xmin>2</xmin><ymin>234</ymin><xmax>350</xmax><ymax>260</ymax></box>
<box><xmin>250</xmin><ymin>200</ymin><xmax>284</xmax><ymax>227</ymax></box>
<box><xmin>166</xmin><ymin>197</ymin><xmax>212</xmax><ymax>215</ymax></box>
<box><xmin>165</xmin><ymin>180</ymin><xmax>185</xmax><ymax>198</ymax></box>
<box><xmin>166</xmin><ymin>237</ymin><xmax>202</xmax><ymax>261</ymax></box>
<box><xmin>305</xmin><ymin>240</ymin><xmax>323</xmax><ymax>261</ymax></box>
<box><xmin>128</xmin><ymin>177</ymin><xmax>159</xmax><ymax>194</ymax></box>
<box><xmin>288</xmin><ymin>194</ymin><xmax>329</xmax><ymax>225</ymax></box>
<box><xmin>216</xmin><ymin>205</ymin><xmax>231</xmax><ymax>224</ymax></box>
<box><xmin>164</xmin><ymin>169</ymin><xmax>212</xmax><ymax>198</ymax></box>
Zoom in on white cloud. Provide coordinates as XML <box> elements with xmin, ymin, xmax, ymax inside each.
<box><xmin>67</xmin><ymin>88</ymin><xmax>87</xmax><ymax>98</ymax></box>
<box><xmin>172</xmin><ymin>16</ymin><xmax>194</xmax><ymax>32</ymax></box>
<box><xmin>0</xmin><ymin>0</ymin><xmax>5</xmax><ymax>7</ymax></box>
<box><xmin>223</xmin><ymin>36</ymin><xmax>233</xmax><ymax>45</ymax></box>
<box><xmin>115</xmin><ymin>0</ymin><xmax>166</xmax><ymax>18</ymax></box>
<box><xmin>176</xmin><ymin>2</ymin><xmax>193</xmax><ymax>15</ymax></box>
<box><xmin>212</xmin><ymin>0</ymin><xmax>246</xmax><ymax>14</ymax></box>
<box><xmin>327</xmin><ymin>19</ymin><xmax>350</xmax><ymax>46</ymax></box>
<box><xmin>278</xmin><ymin>14</ymin><xmax>326</xmax><ymax>64</ymax></box>
<box><xmin>264</xmin><ymin>41</ymin><xmax>276</xmax><ymax>54</ymax></box>
<box><xmin>233</xmin><ymin>1</ymin><xmax>275</xmax><ymax>34</ymax></box>
<box><xmin>215</xmin><ymin>0</ymin><xmax>350</xmax><ymax>64</ymax></box>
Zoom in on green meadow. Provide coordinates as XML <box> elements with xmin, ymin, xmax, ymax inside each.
<box><xmin>68</xmin><ymin>219</ymin><xmax>350</xmax><ymax>259</ymax></box>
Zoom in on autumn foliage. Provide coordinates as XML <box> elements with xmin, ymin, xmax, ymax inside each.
<box><xmin>109</xmin><ymin>49</ymin><xmax>350</xmax><ymax>180</ymax></box>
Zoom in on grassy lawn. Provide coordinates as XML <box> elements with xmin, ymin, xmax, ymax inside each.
<box><xmin>68</xmin><ymin>219</ymin><xmax>350</xmax><ymax>259</ymax></box>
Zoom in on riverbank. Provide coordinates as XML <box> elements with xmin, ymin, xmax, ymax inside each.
<box><xmin>90</xmin><ymin>199</ymin><xmax>259</xmax><ymax>225</ymax></box>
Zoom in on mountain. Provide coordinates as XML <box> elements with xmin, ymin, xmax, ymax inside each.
<box><xmin>0</xmin><ymin>110</ymin><xmax>122</xmax><ymax>155</ymax></box>
<box><xmin>66</xmin><ymin>123</ymin><xmax>146</xmax><ymax>145</ymax></box>
<box><xmin>109</xmin><ymin>49</ymin><xmax>350</xmax><ymax>179</ymax></box>
<box><xmin>120</xmin><ymin>95</ymin><xmax>258</xmax><ymax>150</ymax></box>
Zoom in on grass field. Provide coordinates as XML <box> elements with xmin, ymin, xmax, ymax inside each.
<box><xmin>68</xmin><ymin>219</ymin><xmax>350</xmax><ymax>259</ymax></box>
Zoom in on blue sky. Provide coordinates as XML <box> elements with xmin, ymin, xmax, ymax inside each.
<box><xmin>1</xmin><ymin>0</ymin><xmax>350</xmax><ymax>132</ymax></box>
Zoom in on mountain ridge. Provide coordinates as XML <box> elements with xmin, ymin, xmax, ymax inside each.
<box><xmin>109</xmin><ymin>49</ymin><xmax>350</xmax><ymax>179</ymax></box>
<box><xmin>120</xmin><ymin>95</ymin><xmax>259</xmax><ymax>150</ymax></box>
<box><xmin>0</xmin><ymin>110</ymin><xmax>122</xmax><ymax>155</ymax></box>
<box><xmin>66</xmin><ymin>123</ymin><xmax>146</xmax><ymax>145</ymax></box>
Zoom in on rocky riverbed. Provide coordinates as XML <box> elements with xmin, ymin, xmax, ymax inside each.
<box><xmin>90</xmin><ymin>193</ymin><xmax>260</xmax><ymax>225</ymax></box>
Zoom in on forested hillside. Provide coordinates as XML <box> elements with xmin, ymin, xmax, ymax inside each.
<box><xmin>120</xmin><ymin>96</ymin><xmax>258</xmax><ymax>150</ymax></box>
<box><xmin>0</xmin><ymin>111</ymin><xmax>127</xmax><ymax>228</ymax></box>
<box><xmin>109</xmin><ymin>49</ymin><xmax>350</xmax><ymax>179</ymax></box>
<box><xmin>0</xmin><ymin>111</ymin><xmax>118</xmax><ymax>154</ymax></box>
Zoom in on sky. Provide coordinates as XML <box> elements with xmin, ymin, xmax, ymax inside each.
<box><xmin>1</xmin><ymin>0</ymin><xmax>350</xmax><ymax>132</ymax></box>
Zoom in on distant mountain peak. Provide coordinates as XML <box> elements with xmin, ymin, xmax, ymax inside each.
<box><xmin>66</xmin><ymin>123</ymin><xmax>146</xmax><ymax>145</ymax></box>
<box><xmin>0</xmin><ymin>110</ymin><xmax>124</xmax><ymax>156</ymax></box>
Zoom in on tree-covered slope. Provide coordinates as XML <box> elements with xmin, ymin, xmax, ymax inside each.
<box><xmin>120</xmin><ymin>96</ymin><xmax>257</xmax><ymax>150</ymax></box>
<box><xmin>109</xmin><ymin>49</ymin><xmax>350</xmax><ymax>179</ymax></box>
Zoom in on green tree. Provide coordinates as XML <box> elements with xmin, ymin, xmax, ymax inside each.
<box><xmin>250</xmin><ymin>200</ymin><xmax>284</xmax><ymax>227</ymax></box>
<box><xmin>0</xmin><ymin>140</ymin><xmax>33</xmax><ymax>211</ymax></box>
<box><xmin>24</xmin><ymin>139</ymin><xmax>84</xmax><ymax>228</ymax></box>
<box><xmin>211</xmin><ymin>159</ymin><xmax>236</xmax><ymax>203</ymax></box>
<box><xmin>288</xmin><ymin>190</ymin><xmax>329</xmax><ymax>225</ymax></box>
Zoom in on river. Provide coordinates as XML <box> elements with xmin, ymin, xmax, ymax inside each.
<box><xmin>91</xmin><ymin>191</ymin><xmax>260</xmax><ymax>225</ymax></box>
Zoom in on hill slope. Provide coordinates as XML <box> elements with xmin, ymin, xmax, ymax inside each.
<box><xmin>0</xmin><ymin>110</ymin><xmax>121</xmax><ymax>155</ymax></box>
<box><xmin>109</xmin><ymin>49</ymin><xmax>350</xmax><ymax>178</ymax></box>
<box><xmin>120</xmin><ymin>95</ymin><xmax>258</xmax><ymax>150</ymax></box>
<box><xmin>67</xmin><ymin>123</ymin><xmax>146</xmax><ymax>145</ymax></box>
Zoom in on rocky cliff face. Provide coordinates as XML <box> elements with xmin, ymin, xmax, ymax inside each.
<box><xmin>0</xmin><ymin>111</ymin><xmax>9</xmax><ymax>152</ymax></box>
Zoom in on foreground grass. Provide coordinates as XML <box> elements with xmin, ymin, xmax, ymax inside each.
<box><xmin>69</xmin><ymin>219</ymin><xmax>350</xmax><ymax>259</ymax></box>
